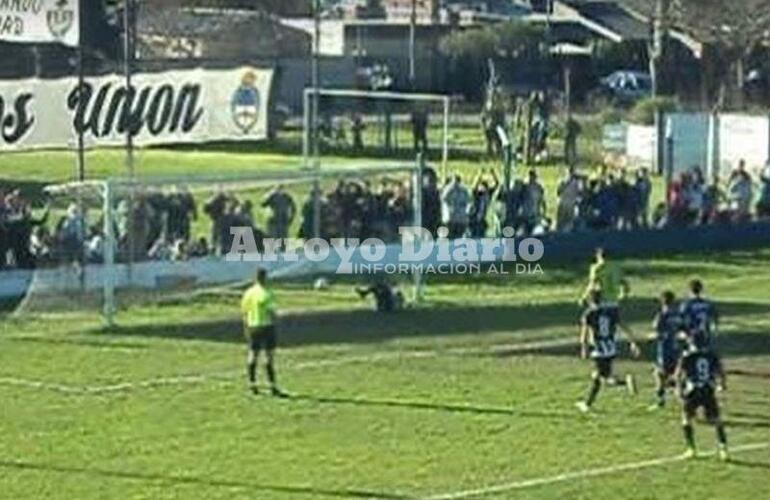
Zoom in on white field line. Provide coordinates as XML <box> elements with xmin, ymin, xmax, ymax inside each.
<box><xmin>425</xmin><ymin>442</ymin><xmax>770</xmax><ymax>500</ymax></box>
<box><xmin>0</xmin><ymin>336</ymin><xmax>575</xmax><ymax>396</ymax></box>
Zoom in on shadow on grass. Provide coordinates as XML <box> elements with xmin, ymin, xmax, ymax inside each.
<box><xmin>103</xmin><ymin>299</ymin><xmax>770</xmax><ymax>354</ymax></box>
<box><xmin>0</xmin><ymin>460</ymin><xmax>413</xmax><ymax>500</ymax></box>
<box><xmin>485</xmin><ymin>329</ymin><xmax>770</xmax><ymax>361</ymax></box>
<box><xmin>286</xmin><ymin>393</ymin><xmax>574</xmax><ymax>420</ymax></box>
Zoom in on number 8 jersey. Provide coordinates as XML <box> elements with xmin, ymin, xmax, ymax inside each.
<box><xmin>583</xmin><ymin>305</ymin><xmax>621</xmax><ymax>359</ymax></box>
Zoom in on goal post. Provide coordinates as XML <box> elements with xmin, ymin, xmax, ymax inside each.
<box><xmin>303</xmin><ymin>87</ymin><xmax>452</xmax><ymax>177</ymax></box>
<box><xmin>16</xmin><ymin>161</ymin><xmax>425</xmax><ymax>327</ymax></box>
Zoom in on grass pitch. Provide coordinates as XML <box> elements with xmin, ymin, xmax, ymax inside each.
<box><xmin>1</xmin><ymin>251</ymin><xmax>769</xmax><ymax>499</ymax></box>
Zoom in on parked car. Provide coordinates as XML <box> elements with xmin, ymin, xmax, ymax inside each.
<box><xmin>593</xmin><ymin>70</ymin><xmax>652</xmax><ymax>106</ymax></box>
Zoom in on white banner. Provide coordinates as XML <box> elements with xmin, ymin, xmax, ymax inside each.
<box><xmin>719</xmin><ymin>113</ymin><xmax>769</xmax><ymax>177</ymax></box>
<box><xmin>0</xmin><ymin>0</ymin><xmax>79</xmax><ymax>47</ymax></box>
<box><xmin>625</xmin><ymin>124</ymin><xmax>656</xmax><ymax>167</ymax></box>
<box><xmin>0</xmin><ymin>66</ymin><xmax>273</xmax><ymax>150</ymax></box>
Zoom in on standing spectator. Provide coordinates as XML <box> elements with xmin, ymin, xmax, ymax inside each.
<box><xmin>441</xmin><ymin>175</ymin><xmax>471</xmax><ymax>239</ymax></box>
<box><xmin>727</xmin><ymin>160</ymin><xmax>754</xmax><ymax>222</ymax></box>
<box><xmin>557</xmin><ymin>166</ymin><xmax>581</xmax><ymax>231</ymax></box>
<box><xmin>633</xmin><ymin>168</ymin><xmax>652</xmax><ymax>227</ymax></box>
<box><xmin>167</xmin><ymin>188</ymin><xmax>196</xmax><ymax>241</ymax></box>
<box><xmin>58</xmin><ymin>203</ymin><xmax>87</xmax><ymax>264</ymax></box>
<box><xmin>299</xmin><ymin>186</ymin><xmax>323</xmax><ymax>239</ymax></box>
<box><xmin>351</xmin><ymin>113</ymin><xmax>365</xmax><ymax>152</ymax></box>
<box><xmin>262</xmin><ymin>185</ymin><xmax>296</xmax><ymax>240</ymax></box>
<box><xmin>521</xmin><ymin>169</ymin><xmax>546</xmax><ymax>234</ymax></box>
<box><xmin>756</xmin><ymin>162</ymin><xmax>770</xmax><ymax>218</ymax></box>
<box><xmin>468</xmin><ymin>169</ymin><xmax>499</xmax><ymax>238</ymax></box>
<box><xmin>421</xmin><ymin>168</ymin><xmax>441</xmax><ymax>236</ymax></box>
<box><xmin>411</xmin><ymin>107</ymin><xmax>429</xmax><ymax>154</ymax></box>
<box><xmin>702</xmin><ymin>175</ymin><xmax>724</xmax><ymax>224</ymax></box>
<box><xmin>204</xmin><ymin>190</ymin><xmax>230</xmax><ymax>255</ymax></box>
<box><xmin>564</xmin><ymin>117</ymin><xmax>581</xmax><ymax>167</ymax></box>
<box><xmin>684</xmin><ymin>167</ymin><xmax>706</xmax><ymax>225</ymax></box>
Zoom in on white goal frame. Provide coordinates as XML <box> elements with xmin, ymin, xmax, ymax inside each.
<box><xmin>41</xmin><ymin>161</ymin><xmax>425</xmax><ymax>328</ymax></box>
<box><xmin>303</xmin><ymin>87</ymin><xmax>451</xmax><ymax>176</ymax></box>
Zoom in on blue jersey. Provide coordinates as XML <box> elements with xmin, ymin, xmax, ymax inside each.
<box><xmin>679</xmin><ymin>297</ymin><xmax>718</xmax><ymax>349</ymax></box>
<box><xmin>654</xmin><ymin>307</ymin><xmax>682</xmax><ymax>357</ymax></box>
<box><xmin>680</xmin><ymin>349</ymin><xmax>722</xmax><ymax>396</ymax></box>
<box><xmin>654</xmin><ymin>307</ymin><xmax>682</xmax><ymax>351</ymax></box>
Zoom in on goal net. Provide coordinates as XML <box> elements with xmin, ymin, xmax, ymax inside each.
<box><xmin>13</xmin><ymin>162</ymin><xmax>425</xmax><ymax>326</ymax></box>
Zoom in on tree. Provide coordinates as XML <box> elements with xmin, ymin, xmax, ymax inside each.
<box><xmin>673</xmin><ymin>0</ymin><xmax>770</xmax><ymax>108</ymax></box>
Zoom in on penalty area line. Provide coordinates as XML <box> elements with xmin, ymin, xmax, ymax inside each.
<box><xmin>425</xmin><ymin>442</ymin><xmax>770</xmax><ymax>500</ymax></box>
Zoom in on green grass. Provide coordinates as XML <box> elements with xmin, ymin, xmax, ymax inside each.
<box><xmin>2</xmin><ymin>251</ymin><xmax>770</xmax><ymax>499</ymax></box>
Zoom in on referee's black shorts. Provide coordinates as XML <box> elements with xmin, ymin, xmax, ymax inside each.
<box><xmin>246</xmin><ymin>325</ymin><xmax>277</xmax><ymax>351</ymax></box>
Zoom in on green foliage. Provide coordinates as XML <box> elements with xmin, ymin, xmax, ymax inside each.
<box><xmin>440</xmin><ymin>26</ymin><xmax>499</xmax><ymax>60</ymax></box>
<box><xmin>439</xmin><ymin>20</ymin><xmax>544</xmax><ymax>60</ymax></box>
<box><xmin>629</xmin><ymin>96</ymin><xmax>679</xmax><ymax>125</ymax></box>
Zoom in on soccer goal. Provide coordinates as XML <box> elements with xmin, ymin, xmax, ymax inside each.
<box><xmin>14</xmin><ymin>160</ymin><xmax>426</xmax><ymax>327</ymax></box>
<box><xmin>303</xmin><ymin>87</ymin><xmax>452</xmax><ymax>177</ymax></box>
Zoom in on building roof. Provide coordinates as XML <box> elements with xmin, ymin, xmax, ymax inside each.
<box><xmin>563</xmin><ymin>1</ymin><xmax>649</xmax><ymax>40</ymax></box>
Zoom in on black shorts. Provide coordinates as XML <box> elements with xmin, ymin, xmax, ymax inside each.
<box><xmin>246</xmin><ymin>325</ymin><xmax>277</xmax><ymax>351</ymax></box>
<box><xmin>593</xmin><ymin>357</ymin><xmax>614</xmax><ymax>378</ymax></box>
<box><xmin>683</xmin><ymin>388</ymin><xmax>720</xmax><ymax>421</ymax></box>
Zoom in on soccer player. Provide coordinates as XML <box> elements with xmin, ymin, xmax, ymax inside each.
<box><xmin>649</xmin><ymin>290</ymin><xmax>684</xmax><ymax>409</ymax></box>
<box><xmin>581</xmin><ymin>247</ymin><xmax>629</xmax><ymax>310</ymax></box>
<box><xmin>680</xmin><ymin>279</ymin><xmax>719</xmax><ymax>350</ymax></box>
<box><xmin>241</xmin><ymin>268</ymin><xmax>285</xmax><ymax>397</ymax></box>
<box><xmin>576</xmin><ymin>289</ymin><xmax>641</xmax><ymax>413</ymax></box>
<box><xmin>355</xmin><ymin>279</ymin><xmax>405</xmax><ymax>313</ymax></box>
<box><xmin>676</xmin><ymin>336</ymin><xmax>729</xmax><ymax>460</ymax></box>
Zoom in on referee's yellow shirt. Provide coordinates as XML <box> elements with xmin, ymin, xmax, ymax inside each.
<box><xmin>241</xmin><ymin>283</ymin><xmax>275</xmax><ymax>328</ymax></box>
<box><xmin>586</xmin><ymin>260</ymin><xmax>623</xmax><ymax>303</ymax></box>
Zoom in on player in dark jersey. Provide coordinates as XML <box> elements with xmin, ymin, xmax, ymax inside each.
<box><xmin>576</xmin><ymin>290</ymin><xmax>641</xmax><ymax>413</ymax></box>
<box><xmin>649</xmin><ymin>290</ymin><xmax>683</xmax><ymax>409</ymax></box>
<box><xmin>676</xmin><ymin>337</ymin><xmax>728</xmax><ymax>460</ymax></box>
<box><xmin>679</xmin><ymin>279</ymin><xmax>719</xmax><ymax>350</ymax></box>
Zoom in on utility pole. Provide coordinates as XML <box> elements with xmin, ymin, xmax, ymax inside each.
<box><xmin>409</xmin><ymin>0</ymin><xmax>416</xmax><ymax>89</ymax></box>
<box><xmin>123</xmin><ymin>0</ymin><xmax>135</xmax><ymax>178</ymax></box>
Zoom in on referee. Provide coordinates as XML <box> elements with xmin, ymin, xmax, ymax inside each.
<box><xmin>581</xmin><ymin>247</ymin><xmax>629</xmax><ymax>309</ymax></box>
<box><xmin>241</xmin><ymin>268</ymin><xmax>285</xmax><ymax>396</ymax></box>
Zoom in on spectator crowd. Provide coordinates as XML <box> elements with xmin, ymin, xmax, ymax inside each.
<box><xmin>3</xmin><ymin>159</ymin><xmax>770</xmax><ymax>271</ymax></box>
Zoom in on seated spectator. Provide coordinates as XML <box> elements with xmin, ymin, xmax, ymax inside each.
<box><xmin>188</xmin><ymin>237</ymin><xmax>210</xmax><ymax>258</ymax></box>
<box><xmin>148</xmin><ymin>235</ymin><xmax>172</xmax><ymax>261</ymax></box>
<box><xmin>85</xmin><ymin>226</ymin><xmax>104</xmax><ymax>264</ymax></box>
<box><xmin>171</xmin><ymin>239</ymin><xmax>189</xmax><ymax>261</ymax></box>
<box><xmin>29</xmin><ymin>226</ymin><xmax>53</xmax><ymax>265</ymax></box>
